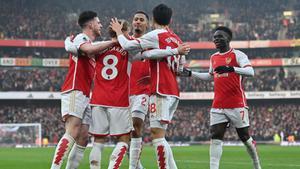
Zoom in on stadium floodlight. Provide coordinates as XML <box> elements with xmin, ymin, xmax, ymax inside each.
<box><xmin>0</xmin><ymin>123</ymin><xmax>42</xmax><ymax>148</ymax></box>
<box><xmin>283</xmin><ymin>11</ymin><xmax>293</xmax><ymax>16</ymax></box>
<box><xmin>210</xmin><ymin>14</ymin><xmax>220</xmax><ymax>19</ymax></box>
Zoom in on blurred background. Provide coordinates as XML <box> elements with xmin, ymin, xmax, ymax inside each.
<box><xmin>0</xmin><ymin>0</ymin><xmax>299</xmax><ymax>147</ymax></box>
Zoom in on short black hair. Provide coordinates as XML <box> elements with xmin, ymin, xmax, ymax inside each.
<box><xmin>134</xmin><ymin>11</ymin><xmax>149</xmax><ymax>21</ymax></box>
<box><xmin>78</xmin><ymin>11</ymin><xmax>97</xmax><ymax>28</ymax></box>
<box><xmin>152</xmin><ymin>4</ymin><xmax>172</xmax><ymax>25</ymax></box>
<box><xmin>215</xmin><ymin>26</ymin><xmax>233</xmax><ymax>40</ymax></box>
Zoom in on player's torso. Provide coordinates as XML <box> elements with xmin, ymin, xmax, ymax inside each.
<box><xmin>150</xmin><ymin>29</ymin><xmax>182</xmax><ymax>97</ymax></box>
<box><xmin>211</xmin><ymin>49</ymin><xmax>247</xmax><ymax>108</ymax></box>
<box><xmin>61</xmin><ymin>33</ymin><xmax>95</xmax><ymax>97</ymax></box>
<box><xmin>130</xmin><ymin>59</ymin><xmax>151</xmax><ymax>95</ymax></box>
<box><xmin>91</xmin><ymin>44</ymin><xmax>130</xmax><ymax>107</ymax></box>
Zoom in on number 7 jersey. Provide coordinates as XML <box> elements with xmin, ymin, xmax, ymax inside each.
<box><xmin>90</xmin><ymin>44</ymin><xmax>131</xmax><ymax>108</ymax></box>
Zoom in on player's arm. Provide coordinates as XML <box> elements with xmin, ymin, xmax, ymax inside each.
<box><xmin>64</xmin><ymin>36</ymin><xmax>114</xmax><ymax>56</ymax></box>
<box><xmin>133</xmin><ymin>43</ymin><xmax>190</xmax><ymax>60</ymax></box>
<box><xmin>234</xmin><ymin>51</ymin><xmax>254</xmax><ymax>76</ymax></box>
<box><xmin>180</xmin><ymin>68</ymin><xmax>213</xmax><ymax>80</ymax></box>
<box><xmin>110</xmin><ymin>18</ymin><xmax>159</xmax><ymax>51</ymax></box>
<box><xmin>191</xmin><ymin>71</ymin><xmax>213</xmax><ymax>80</ymax></box>
<box><xmin>180</xmin><ymin>55</ymin><xmax>213</xmax><ymax>80</ymax></box>
<box><xmin>214</xmin><ymin>51</ymin><xmax>254</xmax><ymax>76</ymax></box>
<box><xmin>79</xmin><ymin>40</ymin><xmax>115</xmax><ymax>55</ymax></box>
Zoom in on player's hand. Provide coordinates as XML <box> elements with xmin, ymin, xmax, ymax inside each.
<box><xmin>214</xmin><ymin>66</ymin><xmax>234</xmax><ymax>74</ymax></box>
<box><xmin>111</xmin><ymin>37</ymin><xmax>118</xmax><ymax>44</ymax></box>
<box><xmin>64</xmin><ymin>36</ymin><xmax>78</xmax><ymax>55</ymax></box>
<box><xmin>177</xmin><ymin>43</ymin><xmax>190</xmax><ymax>55</ymax></box>
<box><xmin>109</xmin><ymin>17</ymin><xmax>123</xmax><ymax>36</ymax></box>
<box><xmin>179</xmin><ymin>67</ymin><xmax>192</xmax><ymax>77</ymax></box>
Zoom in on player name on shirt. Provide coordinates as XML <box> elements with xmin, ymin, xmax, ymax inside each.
<box><xmin>165</xmin><ymin>37</ymin><xmax>180</xmax><ymax>45</ymax></box>
<box><xmin>109</xmin><ymin>45</ymin><xmax>127</xmax><ymax>56</ymax></box>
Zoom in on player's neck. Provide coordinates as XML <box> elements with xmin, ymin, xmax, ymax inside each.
<box><xmin>154</xmin><ymin>24</ymin><xmax>168</xmax><ymax>30</ymax></box>
<box><xmin>219</xmin><ymin>46</ymin><xmax>230</xmax><ymax>53</ymax></box>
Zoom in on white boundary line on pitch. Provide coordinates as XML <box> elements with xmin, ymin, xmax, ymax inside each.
<box><xmin>176</xmin><ymin>160</ymin><xmax>300</xmax><ymax>167</ymax></box>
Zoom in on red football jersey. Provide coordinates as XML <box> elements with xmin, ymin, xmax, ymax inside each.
<box><xmin>210</xmin><ymin>48</ymin><xmax>252</xmax><ymax>108</ymax></box>
<box><xmin>90</xmin><ymin>44</ymin><xmax>130</xmax><ymax>107</ymax></box>
<box><xmin>138</xmin><ymin>28</ymin><xmax>183</xmax><ymax>98</ymax></box>
<box><xmin>61</xmin><ymin>33</ymin><xmax>96</xmax><ymax>97</ymax></box>
<box><xmin>130</xmin><ymin>59</ymin><xmax>151</xmax><ymax>95</ymax></box>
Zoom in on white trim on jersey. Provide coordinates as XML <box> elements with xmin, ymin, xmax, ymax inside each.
<box><xmin>89</xmin><ymin>104</ymin><xmax>129</xmax><ymax>109</ymax></box>
<box><xmin>217</xmin><ymin>48</ymin><xmax>233</xmax><ymax>55</ymax></box>
<box><xmin>238</xmin><ymin>75</ymin><xmax>246</xmax><ymax>107</ymax></box>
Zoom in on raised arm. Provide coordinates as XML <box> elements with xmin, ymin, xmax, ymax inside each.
<box><xmin>132</xmin><ymin>43</ymin><xmax>190</xmax><ymax>60</ymax></box>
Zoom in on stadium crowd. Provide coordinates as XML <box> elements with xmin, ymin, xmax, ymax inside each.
<box><xmin>1</xmin><ymin>47</ymin><xmax>300</xmax><ymax>60</ymax></box>
<box><xmin>0</xmin><ymin>0</ymin><xmax>300</xmax><ymax>41</ymax></box>
<box><xmin>0</xmin><ymin>48</ymin><xmax>67</xmax><ymax>59</ymax></box>
<box><xmin>0</xmin><ymin>68</ymin><xmax>299</xmax><ymax>92</ymax></box>
<box><xmin>0</xmin><ymin>68</ymin><xmax>67</xmax><ymax>91</ymax></box>
<box><xmin>0</xmin><ymin>102</ymin><xmax>299</xmax><ymax>144</ymax></box>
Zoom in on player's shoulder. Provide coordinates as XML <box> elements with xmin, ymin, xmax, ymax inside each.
<box><xmin>233</xmin><ymin>49</ymin><xmax>248</xmax><ymax>58</ymax></box>
<box><xmin>210</xmin><ymin>51</ymin><xmax>220</xmax><ymax>59</ymax></box>
<box><xmin>144</xmin><ymin>29</ymin><xmax>167</xmax><ymax>37</ymax></box>
<box><xmin>73</xmin><ymin>33</ymin><xmax>91</xmax><ymax>43</ymax></box>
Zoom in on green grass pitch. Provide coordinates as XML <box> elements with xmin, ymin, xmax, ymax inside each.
<box><xmin>0</xmin><ymin>145</ymin><xmax>299</xmax><ymax>169</ymax></box>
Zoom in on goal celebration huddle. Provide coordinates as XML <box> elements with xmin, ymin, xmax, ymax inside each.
<box><xmin>50</xmin><ymin>3</ymin><xmax>261</xmax><ymax>169</ymax></box>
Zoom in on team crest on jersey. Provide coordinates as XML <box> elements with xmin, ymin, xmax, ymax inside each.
<box><xmin>225</xmin><ymin>57</ymin><xmax>232</xmax><ymax>64</ymax></box>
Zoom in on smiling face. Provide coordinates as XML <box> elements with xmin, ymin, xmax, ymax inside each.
<box><xmin>213</xmin><ymin>30</ymin><xmax>230</xmax><ymax>51</ymax></box>
<box><xmin>132</xmin><ymin>13</ymin><xmax>148</xmax><ymax>37</ymax></box>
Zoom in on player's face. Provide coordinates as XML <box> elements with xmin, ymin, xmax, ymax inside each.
<box><xmin>213</xmin><ymin>30</ymin><xmax>230</xmax><ymax>49</ymax></box>
<box><xmin>91</xmin><ymin>17</ymin><xmax>102</xmax><ymax>37</ymax></box>
<box><xmin>132</xmin><ymin>13</ymin><xmax>148</xmax><ymax>35</ymax></box>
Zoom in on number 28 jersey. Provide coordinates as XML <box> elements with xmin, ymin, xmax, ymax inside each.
<box><xmin>90</xmin><ymin>44</ymin><xmax>131</xmax><ymax>108</ymax></box>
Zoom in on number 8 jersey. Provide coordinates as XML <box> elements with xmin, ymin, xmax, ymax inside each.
<box><xmin>90</xmin><ymin>43</ymin><xmax>131</xmax><ymax>108</ymax></box>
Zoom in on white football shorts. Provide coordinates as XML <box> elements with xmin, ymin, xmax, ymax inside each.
<box><xmin>210</xmin><ymin>107</ymin><xmax>250</xmax><ymax>128</ymax></box>
<box><xmin>89</xmin><ymin>106</ymin><xmax>132</xmax><ymax>136</ymax></box>
<box><xmin>130</xmin><ymin>94</ymin><xmax>149</xmax><ymax>121</ymax></box>
<box><xmin>61</xmin><ymin>90</ymin><xmax>92</xmax><ymax>125</ymax></box>
<box><xmin>149</xmin><ymin>94</ymin><xmax>179</xmax><ymax>129</ymax></box>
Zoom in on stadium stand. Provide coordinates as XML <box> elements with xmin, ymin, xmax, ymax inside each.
<box><xmin>0</xmin><ymin>0</ymin><xmax>300</xmax><ymax>41</ymax></box>
<box><xmin>0</xmin><ymin>101</ymin><xmax>299</xmax><ymax>143</ymax></box>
